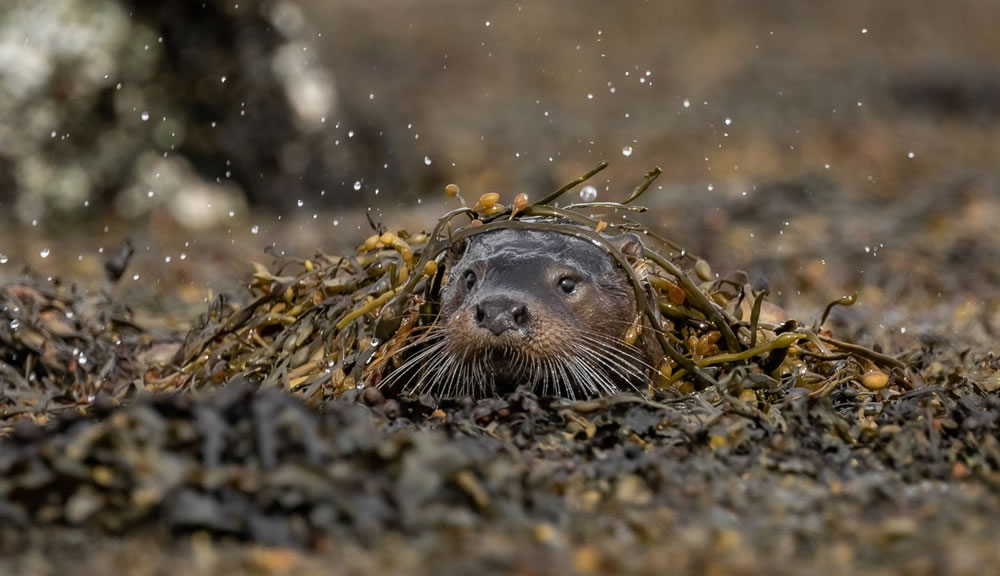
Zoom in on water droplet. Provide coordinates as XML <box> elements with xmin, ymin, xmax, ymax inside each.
<box><xmin>221</xmin><ymin>75</ymin><xmax>227</xmax><ymax>83</ymax></box>
<box><xmin>297</xmin><ymin>199</ymin><xmax>304</xmax><ymax>207</ymax></box>
<box><xmin>140</xmin><ymin>111</ymin><xmax>149</xmax><ymax>121</ymax></box>
<box><xmin>179</xmin><ymin>253</ymin><xmax>187</xmax><ymax>260</ymax></box>
<box><xmin>147</xmin><ymin>190</ymin><xmax>155</xmax><ymax>198</ymax></box>
<box><xmin>353</xmin><ymin>181</ymin><xmax>362</xmax><ymax>191</ymax></box>
<box><xmin>707</xmin><ymin>184</ymin><xmax>714</xmax><ymax>191</ymax></box>
<box><xmin>586</xmin><ymin>93</ymin><xmax>594</xmax><ymax>100</ymax></box>
<box><xmin>251</xmin><ymin>225</ymin><xmax>259</xmax><ymax>234</ymax></box>
<box><xmin>724</xmin><ymin>117</ymin><xmax>732</xmax><ymax>126</ymax></box>
<box><xmin>485</xmin><ymin>20</ymin><xmax>491</xmax><ymax>27</ymax></box>
<box><xmin>40</xmin><ymin>248</ymin><xmax>50</xmax><ymax>258</ymax></box>
<box><xmin>0</xmin><ymin>254</ymin><xmax>7</xmax><ymax>264</ymax></box>
<box><xmin>369</xmin><ymin>93</ymin><xmax>375</xmax><ymax>100</ymax></box>
<box><xmin>682</xmin><ymin>99</ymin><xmax>691</xmax><ymax>108</ymax></box>
<box><xmin>50</xmin><ymin>131</ymin><xmax>57</xmax><ymax>138</ymax></box>
<box><xmin>424</xmin><ymin>156</ymin><xmax>432</xmax><ymax>166</ymax></box>
<box><xmin>579</xmin><ymin>185</ymin><xmax>598</xmax><ymax>202</ymax></box>
<box><xmin>164</xmin><ymin>256</ymin><xmax>172</xmax><ymax>263</ymax></box>
<box><xmin>907</xmin><ymin>151</ymin><xmax>915</xmax><ymax>159</ymax></box>
<box><xmin>9</xmin><ymin>319</ymin><xmax>19</xmax><ymax>330</ymax></box>
<box><xmin>132</xmin><ymin>274</ymin><xmax>140</xmax><ymax>280</ymax></box>
<box><xmin>861</xmin><ymin>28</ymin><xmax>868</xmax><ymax>34</ymax></box>
<box><xmin>621</xmin><ymin>145</ymin><xmax>633</xmax><ymax>157</ymax></box>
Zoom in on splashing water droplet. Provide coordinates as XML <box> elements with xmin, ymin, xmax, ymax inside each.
<box><xmin>297</xmin><ymin>199</ymin><xmax>304</xmax><ymax>207</ymax></box>
<box><xmin>424</xmin><ymin>156</ymin><xmax>432</xmax><ymax>166</ymax></box>
<box><xmin>353</xmin><ymin>181</ymin><xmax>362</xmax><ymax>191</ymax></box>
<box><xmin>9</xmin><ymin>319</ymin><xmax>19</xmax><ymax>330</ymax></box>
<box><xmin>40</xmin><ymin>248</ymin><xmax>50</xmax><ymax>258</ymax></box>
<box><xmin>251</xmin><ymin>225</ymin><xmax>259</xmax><ymax>234</ymax></box>
<box><xmin>621</xmin><ymin>145</ymin><xmax>633</xmax><ymax>157</ymax></box>
<box><xmin>580</xmin><ymin>185</ymin><xmax>598</xmax><ymax>202</ymax></box>
<box><xmin>140</xmin><ymin>111</ymin><xmax>149</xmax><ymax>121</ymax></box>
<box><xmin>683</xmin><ymin>99</ymin><xmax>691</xmax><ymax>108</ymax></box>
<box><xmin>0</xmin><ymin>254</ymin><xmax>7</xmax><ymax>264</ymax></box>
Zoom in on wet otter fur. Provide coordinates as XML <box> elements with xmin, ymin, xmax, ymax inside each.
<box><xmin>381</xmin><ymin>227</ymin><xmax>661</xmax><ymax>399</ymax></box>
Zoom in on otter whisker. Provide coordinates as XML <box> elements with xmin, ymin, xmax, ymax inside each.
<box><xmin>571</xmin><ymin>337</ymin><xmax>646</xmax><ymax>394</ymax></box>
<box><xmin>575</xmin><ymin>331</ymin><xmax>660</xmax><ymax>373</ymax></box>
<box><xmin>379</xmin><ymin>339</ymin><xmax>448</xmax><ymax>391</ymax></box>
<box><xmin>554</xmin><ymin>358</ymin><xmax>575</xmax><ymax>400</ymax></box>
<box><xmin>571</xmin><ymin>349</ymin><xmax>616</xmax><ymax>396</ymax></box>
<box><xmin>579</xmin><ymin>347</ymin><xmax>645</xmax><ymax>392</ymax></box>
<box><xmin>411</xmin><ymin>339</ymin><xmax>465</xmax><ymax>396</ymax></box>
<box><xmin>441</xmin><ymin>349</ymin><xmax>465</xmax><ymax>397</ymax></box>
<box><xmin>561</xmin><ymin>347</ymin><xmax>600</xmax><ymax>397</ymax></box>
<box><xmin>564</xmin><ymin>357</ymin><xmax>595</xmax><ymax>399</ymax></box>
<box><xmin>567</xmin><ymin>346</ymin><xmax>617</xmax><ymax>396</ymax></box>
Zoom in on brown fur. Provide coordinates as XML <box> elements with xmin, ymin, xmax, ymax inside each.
<box><xmin>417</xmin><ymin>227</ymin><xmax>657</xmax><ymax>398</ymax></box>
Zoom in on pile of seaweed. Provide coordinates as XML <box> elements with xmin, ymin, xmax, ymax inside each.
<box><xmin>154</xmin><ymin>162</ymin><xmax>910</xmax><ymax>407</ymax></box>
<box><xmin>0</xmin><ymin>266</ymin><xmax>148</xmax><ymax>426</ymax></box>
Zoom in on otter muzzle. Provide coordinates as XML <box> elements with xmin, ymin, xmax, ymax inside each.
<box><xmin>475</xmin><ymin>295</ymin><xmax>529</xmax><ymax>336</ymax></box>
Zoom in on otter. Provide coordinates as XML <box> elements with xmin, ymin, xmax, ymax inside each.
<box><xmin>381</xmin><ymin>227</ymin><xmax>661</xmax><ymax>399</ymax></box>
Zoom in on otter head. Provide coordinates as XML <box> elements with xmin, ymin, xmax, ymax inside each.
<box><xmin>407</xmin><ymin>227</ymin><xmax>656</xmax><ymax>398</ymax></box>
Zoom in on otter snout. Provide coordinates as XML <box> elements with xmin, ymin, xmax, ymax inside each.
<box><xmin>475</xmin><ymin>295</ymin><xmax>529</xmax><ymax>336</ymax></box>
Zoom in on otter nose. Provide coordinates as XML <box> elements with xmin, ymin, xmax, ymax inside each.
<box><xmin>475</xmin><ymin>296</ymin><xmax>529</xmax><ymax>336</ymax></box>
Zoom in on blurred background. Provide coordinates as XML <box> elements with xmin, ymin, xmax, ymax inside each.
<box><xmin>0</xmin><ymin>0</ymin><xmax>997</xmax><ymax>340</ymax></box>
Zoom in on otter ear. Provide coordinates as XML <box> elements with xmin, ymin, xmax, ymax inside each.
<box><xmin>607</xmin><ymin>232</ymin><xmax>645</xmax><ymax>259</ymax></box>
<box><xmin>445</xmin><ymin>237</ymin><xmax>470</xmax><ymax>268</ymax></box>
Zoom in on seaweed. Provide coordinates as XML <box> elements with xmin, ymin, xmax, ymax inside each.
<box><xmin>142</xmin><ymin>164</ymin><xmax>911</xmax><ymax>405</ymax></box>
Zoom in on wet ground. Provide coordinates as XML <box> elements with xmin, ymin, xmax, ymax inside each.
<box><xmin>2</xmin><ymin>1</ymin><xmax>1000</xmax><ymax>574</ymax></box>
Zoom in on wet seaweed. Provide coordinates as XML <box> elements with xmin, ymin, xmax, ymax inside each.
<box><xmin>133</xmin><ymin>163</ymin><xmax>912</xmax><ymax>407</ymax></box>
<box><xmin>0</xmin><ymin>270</ymin><xmax>148</xmax><ymax>425</ymax></box>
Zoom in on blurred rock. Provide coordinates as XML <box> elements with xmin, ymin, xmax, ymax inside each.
<box><xmin>0</xmin><ymin>0</ymin><xmax>388</xmax><ymax>227</ymax></box>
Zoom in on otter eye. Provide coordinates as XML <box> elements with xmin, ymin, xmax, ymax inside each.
<box><xmin>558</xmin><ymin>276</ymin><xmax>577</xmax><ymax>294</ymax></box>
<box><xmin>462</xmin><ymin>269</ymin><xmax>477</xmax><ymax>290</ymax></box>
